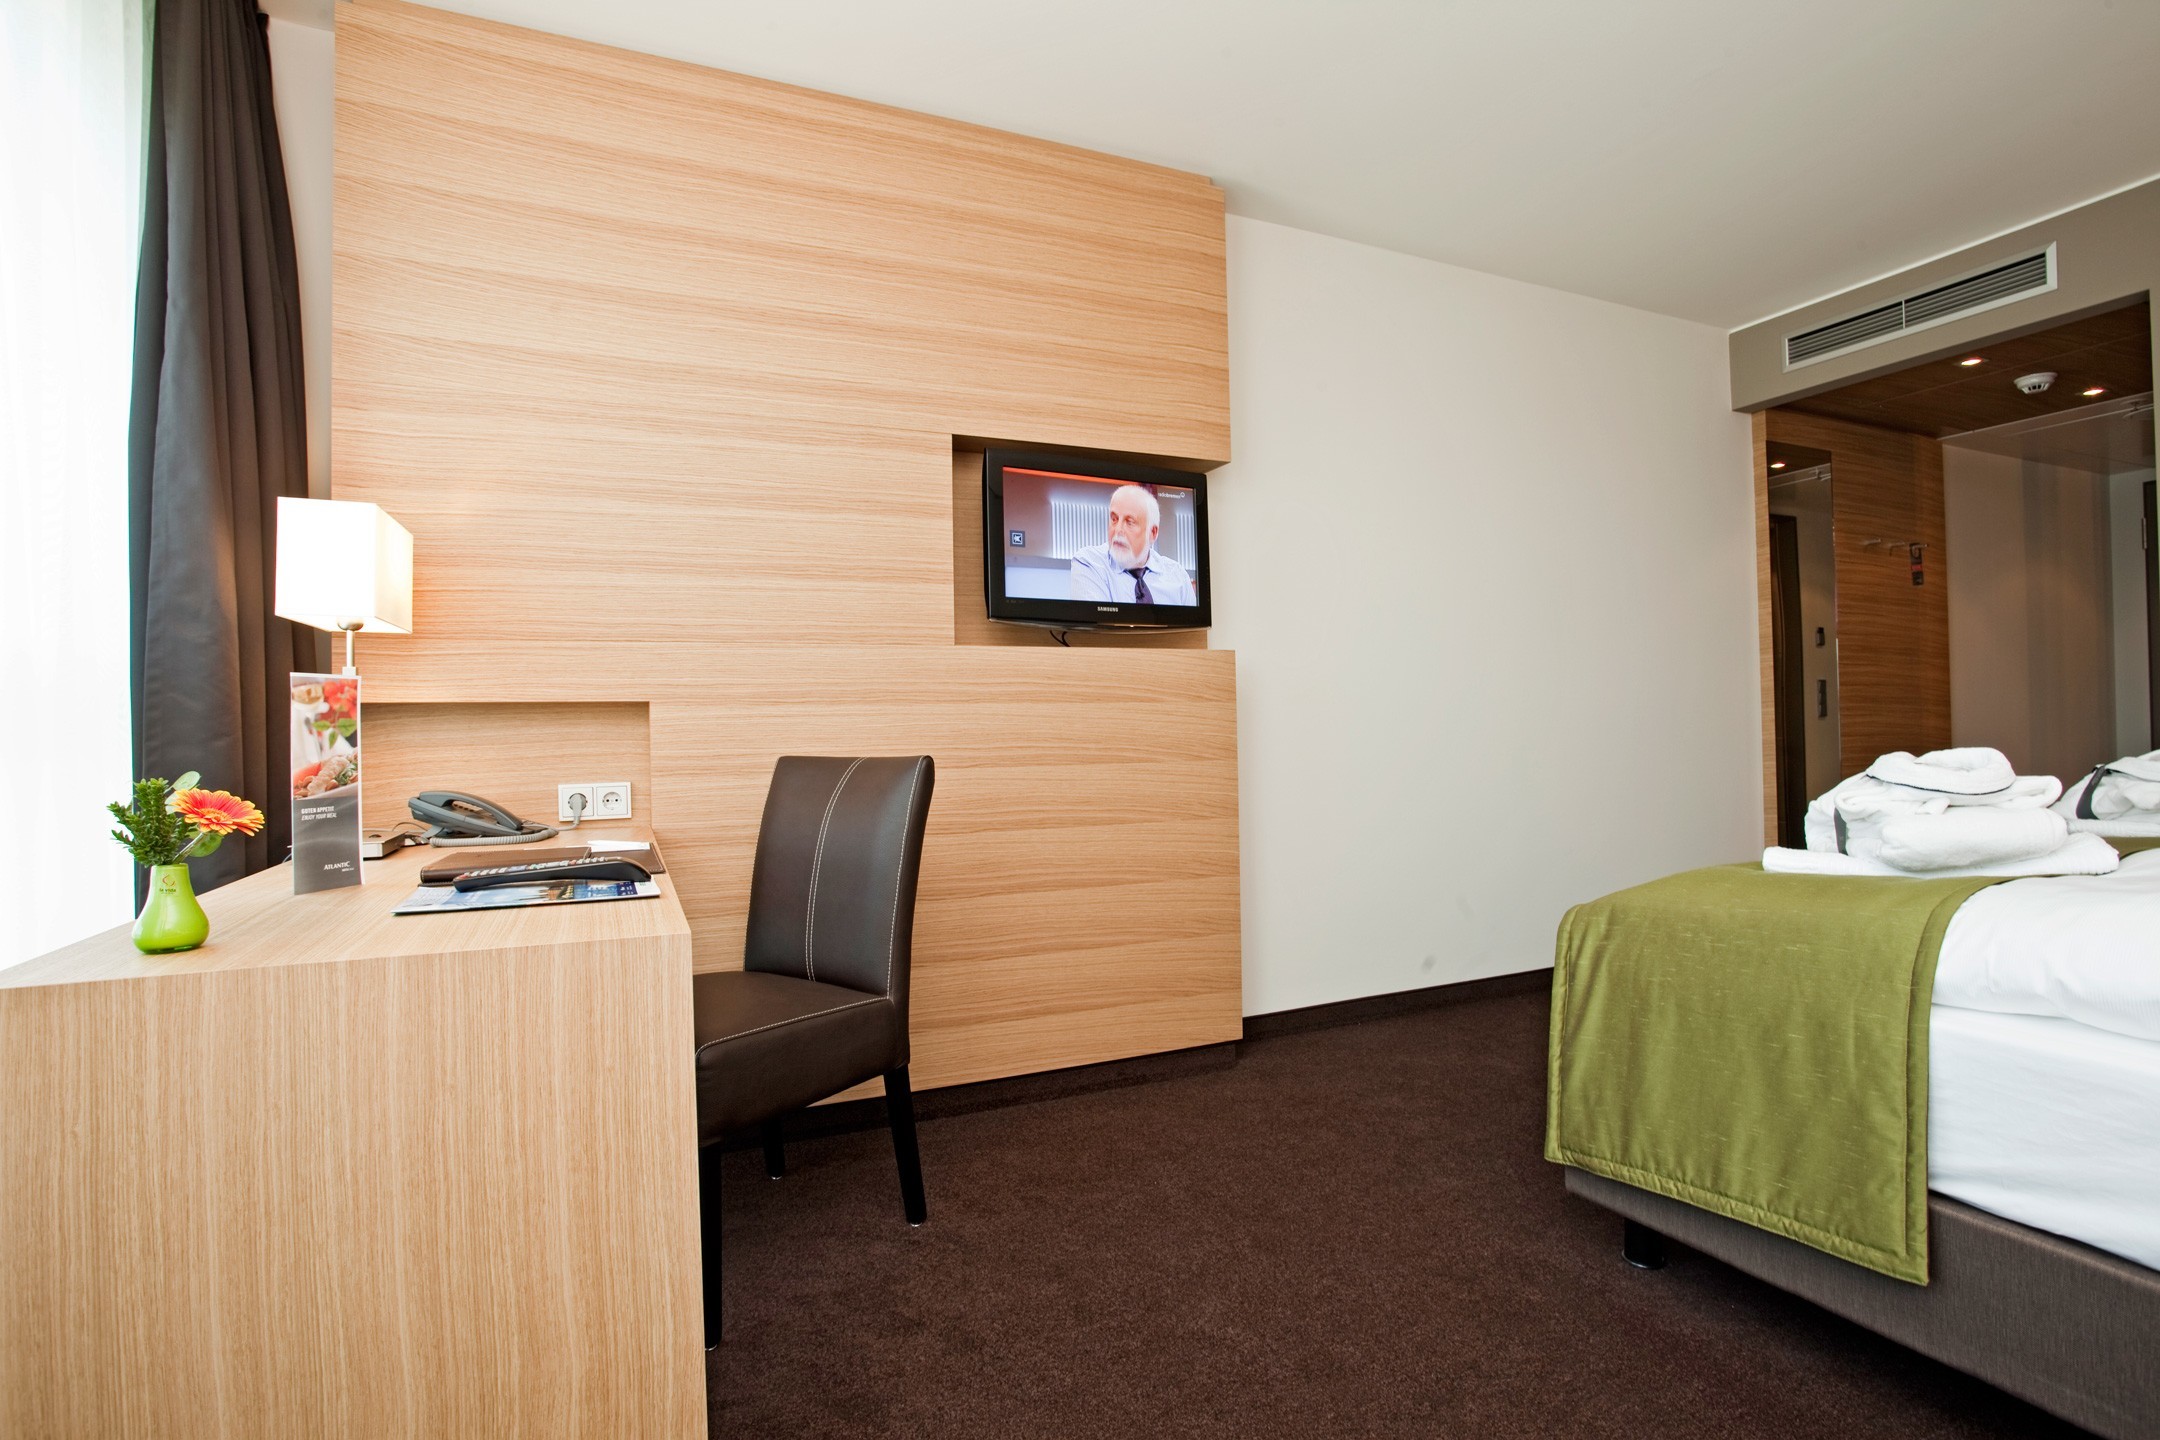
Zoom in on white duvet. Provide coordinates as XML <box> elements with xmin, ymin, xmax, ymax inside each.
<box><xmin>1928</xmin><ymin>849</ymin><xmax>2160</xmax><ymax>1270</ymax></box>
<box><xmin>1933</xmin><ymin>846</ymin><xmax>2160</xmax><ymax>1043</ymax></box>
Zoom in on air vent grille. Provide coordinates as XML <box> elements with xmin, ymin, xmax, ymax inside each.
<box><xmin>1786</xmin><ymin>302</ymin><xmax>1904</xmax><ymax>364</ymax></box>
<box><xmin>1901</xmin><ymin>251</ymin><xmax>2051</xmax><ymax>327</ymax></box>
<box><xmin>1784</xmin><ymin>246</ymin><xmax>2056</xmax><ymax>369</ymax></box>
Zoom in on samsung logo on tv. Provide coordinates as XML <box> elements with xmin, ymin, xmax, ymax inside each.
<box><xmin>1097</xmin><ymin>606</ymin><xmax>1118</xmax><ymax>612</ymax></box>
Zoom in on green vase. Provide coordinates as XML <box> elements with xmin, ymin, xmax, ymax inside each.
<box><xmin>133</xmin><ymin>863</ymin><xmax>210</xmax><ymax>954</ymax></box>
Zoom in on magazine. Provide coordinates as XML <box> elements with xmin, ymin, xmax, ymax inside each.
<box><xmin>393</xmin><ymin>878</ymin><xmax>662</xmax><ymax>915</ymax></box>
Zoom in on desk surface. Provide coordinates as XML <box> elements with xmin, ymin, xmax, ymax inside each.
<box><xmin>6</xmin><ymin>831</ymin><xmax>690</xmax><ymax>989</ymax></box>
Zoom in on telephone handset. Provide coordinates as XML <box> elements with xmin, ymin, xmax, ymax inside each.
<box><xmin>409</xmin><ymin>790</ymin><xmax>561</xmax><ymax>847</ymax></box>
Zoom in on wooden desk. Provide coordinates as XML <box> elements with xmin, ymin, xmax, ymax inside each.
<box><xmin>0</xmin><ymin>844</ymin><xmax>704</xmax><ymax>1439</ymax></box>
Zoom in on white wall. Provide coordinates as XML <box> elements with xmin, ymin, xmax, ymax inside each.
<box><xmin>1212</xmin><ymin>217</ymin><xmax>1759</xmax><ymax>1016</ymax></box>
<box><xmin>1946</xmin><ymin>447</ymin><xmax>2137</xmax><ymax>782</ymax></box>
<box><xmin>1945</xmin><ymin>448</ymin><xmax>2033</xmax><ymax>768</ymax></box>
<box><xmin>2026</xmin><ymin>461</ymin><xmax>2117</xmax><ymax>782</ymax></box>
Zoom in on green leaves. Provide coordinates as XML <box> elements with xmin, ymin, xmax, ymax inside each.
<box><xmin>109</xmin><ymin>778</ymin><xmax>192</xmax><ymax>868</ymax></box>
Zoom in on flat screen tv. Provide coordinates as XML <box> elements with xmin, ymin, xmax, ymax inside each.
<box><xmin>982</xmin><ymin>449</ymin><xmax>1211</xmax><ymax>632</ymax></box>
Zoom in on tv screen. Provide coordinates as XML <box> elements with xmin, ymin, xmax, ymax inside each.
<box><xmin>983</xmin><ymin>449</ymin><xmax>1211</xmax><ymax>631</ymax></box>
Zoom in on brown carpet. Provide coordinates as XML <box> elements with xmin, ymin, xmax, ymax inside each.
<box><xmin>707</xmin><ymin>988</ymin><xmax>2083</xmax><ymax>1438</ymax></box>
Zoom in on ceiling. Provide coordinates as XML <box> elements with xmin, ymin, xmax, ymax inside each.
<box><xmin>1942</xmin><ymin>397</ymin><xmax>2156</xmax><ymax>473</ymax></box>
<box><xmin>1782</xmin><ymin>301</ymin><xmax>2152</xmax><ymax>438</ymax></box>
<box><xmin>292</xmin><ymin>0</ymin><xmax>2160</xmax><ymax>328</ymax></box>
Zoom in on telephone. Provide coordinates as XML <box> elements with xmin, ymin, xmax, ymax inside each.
<box><xmin>408</xmin><ymin>790</ymin><xmax>560</xmax><ymax>848</ymax></box>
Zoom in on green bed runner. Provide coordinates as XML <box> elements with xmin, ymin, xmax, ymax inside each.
<box><xmin>1544</xmin><ymin>863</ymin><xmax>2008</xmax><ymax>1283</ymax></box>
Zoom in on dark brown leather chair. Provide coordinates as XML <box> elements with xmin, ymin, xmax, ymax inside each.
<box><xmin>693</xmin><ymin>755</ymin><xmax>935</xmax><ymax>1346</ymax></box>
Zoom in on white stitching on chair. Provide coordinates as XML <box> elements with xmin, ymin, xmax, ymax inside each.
<box><xmin>693</xmin><ymin>996</ymin><xmax>886</xmax><ymax>1060</ymax></box>
<box><xmin>886</xmin><ymin>758</ymin><xmax>926</xmax><ymax>999</ymax></box>
<box><xmin>804</xmin><ymin>758</ymin><xmax>866</xmax><ymax>982</ymax></box>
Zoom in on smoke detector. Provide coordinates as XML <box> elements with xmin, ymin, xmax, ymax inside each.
<box><xmin>2014</xmin><ymin>371</ymin><xmax>2057</xmax><ymax>395</ymax></box>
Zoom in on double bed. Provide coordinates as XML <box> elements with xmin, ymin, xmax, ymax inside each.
<box><xmin>1551</xmin><ymin>849</ymin><xmax>2160</xmax><ymax>1439</ymax></box>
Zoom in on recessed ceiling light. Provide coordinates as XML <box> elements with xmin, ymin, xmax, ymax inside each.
<box><xmin>1959</xmin><ymin>356</ymin><xmax>1985</xmax><ymax>367</ymax></box>
<box><xmin>2083</xmin><ymin>386</ymin><xmax>2107</xmax><ymax>397</ymax></box>
<box><xmin>1770</xmin><ymin>461</ymin><xmax>1786</xmax><ymax>470</ymax></box>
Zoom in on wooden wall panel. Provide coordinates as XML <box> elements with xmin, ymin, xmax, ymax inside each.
<box><xmin>361</xmin><ymin>701</ymin><xmax>651</xmax><ymax>833</ymax></box>
<box><xmin>335</xmin><ymin>0</ymin><xmax>1229</xmax><ymax>649</ymax></box>
<box><xmin>334</xmin><ymin>12</ymin><xmax>1228</xmax><ymax>459</ymax></box>
<box><xmin>334</xmin><ymin>0</ymin><xmax>1240</xmax><ymax>1094</ymax></box>
<box><xmin>1763</xmin><ymin>411</ymin><xmax>1950</xmax><ymax>778</ymax></box>
<box><xmin>334</xmin><ymin>412</ymin><xmax>955</xmax><ymax>648</ymax></box>
<box><xmin>342</xmin><ymin>641</ymin><xmax>1245</xmax><ymax>1087</ymax></box>
<box><xmin>648</xmin><ymin>648</ymin><xmax>1243</xmax><ymax>1087</ymax></box>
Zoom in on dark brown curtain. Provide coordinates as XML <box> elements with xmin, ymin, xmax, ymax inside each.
<box><xmin>128</xmin><ymin>0</ymin><xmax>311</xmax><ymax>892</ymax></box>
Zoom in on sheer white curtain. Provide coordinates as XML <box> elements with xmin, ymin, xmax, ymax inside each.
<box><xmin>0</xmin><ymin>0</ymin><xmax>150</xmax><ymax>965</ymax></box>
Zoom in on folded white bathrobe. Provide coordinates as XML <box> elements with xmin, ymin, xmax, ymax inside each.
<box><xmin>1804</xmin><ymin>749</ymin><xmax>2063</xmax><ymax>868</ymax></box>
<box><xmin>2062</xmin><ymin>810</ymin><xmax>2160</xmax><ymax>839</ymax></box>
<box><xmin>1763</xmin><ymin>831</ymin><xmax>2120</xmax><ymax>879</ymax></box>
<box><xmin>2055</xmin><ymin>753</ymin><xmax>2160</xmax><ymax>833</ymax></box>
<box><xmin>1863</xmin><ymin>747</ymin><xmax>2021</xmax><ymax>796</ymax></box>
<box><xmin>1876</xmin><ymin>807</ymin><xmax>2067</xmax><ymax>870</ymax></box>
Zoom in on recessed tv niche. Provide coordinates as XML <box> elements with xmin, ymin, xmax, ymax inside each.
<box><xmin>982</xmin><ymin>449</ymin><xmax>1212</xmax><ymax>632</ymax></box>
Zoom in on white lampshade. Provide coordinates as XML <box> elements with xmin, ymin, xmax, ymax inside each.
<box><xmin>274</xmin><ymin>497</ymin><xmax>414</xmax><ymax>636</ymax></box>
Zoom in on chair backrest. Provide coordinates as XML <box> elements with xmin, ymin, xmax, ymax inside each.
<box><xmin>743</xmin><ymin>756</ymin><xmax>936</xmax><ymax>1018</ymax></box>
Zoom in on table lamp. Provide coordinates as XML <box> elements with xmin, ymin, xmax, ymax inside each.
<box><xmin>272</xmin><ymin>497</ymin><xmax>414</xmax><ymax>674</ymax></box>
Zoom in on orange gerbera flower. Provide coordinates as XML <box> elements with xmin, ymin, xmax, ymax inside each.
<box><xmin>173</xmin><ymin>788</ymin><xmax>266</xmax><ymax>837</ymax></box>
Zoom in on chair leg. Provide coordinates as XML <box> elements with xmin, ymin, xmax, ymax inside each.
<box><xmin>884</xmin><ymin>1067</ymin><xmax>927</xmax><ymax>1226</ymax></box>
<box><xmin>700</xmin><ymin>1141</ymin><xmax>725</xmax><ymax>1346</ymax></box>
<box><xmin>760</xmin><ymin>1118</ymin><xmax>786</xmax><ymax>1179</ymax></box>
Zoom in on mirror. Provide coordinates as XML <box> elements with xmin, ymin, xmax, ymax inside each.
<box><xmin>1768</xmin><ymin>447</ymin><xmax>1839</xmax><ymax>847</ymax></box>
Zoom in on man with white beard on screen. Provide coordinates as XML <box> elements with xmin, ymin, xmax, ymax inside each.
<box><xmin>1068</xmin><ymin>483</ymin><xmax>1196</xmax><ymax>605</ymax></box>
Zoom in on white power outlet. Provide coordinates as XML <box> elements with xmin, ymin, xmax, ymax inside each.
<box><xmin>558</xmin><ymin>783</ymin><xmax>597</xmax><ymax>823</ymax></box>
<box><xmin>590</xmin><ymin>782</ymin><xmax>633</xmax><ymax>820</ymax></box>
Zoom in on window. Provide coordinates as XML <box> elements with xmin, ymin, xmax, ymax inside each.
<box><xmin>0</xmin><ymin>0</ymin><xmax>152</xmax><ymax>963</ymax></box>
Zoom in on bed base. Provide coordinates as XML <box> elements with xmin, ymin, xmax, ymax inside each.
<box><xmin>1564</xmin><ymin>1167</ymin><xmax>2160</xmax><ymax>1440</ymax></box>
